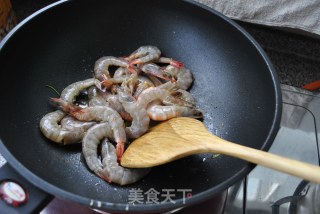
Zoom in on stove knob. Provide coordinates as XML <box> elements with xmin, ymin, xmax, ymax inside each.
<box><xmin>0</xmin><ymin>179</ymin><xmax>28</xmax><ymax>207</ymax></box>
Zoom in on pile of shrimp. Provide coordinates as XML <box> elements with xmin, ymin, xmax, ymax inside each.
<box><xmin>40</xmin><ymin>46</ymin><xmax>203</xmax><ymax>185</ymax></box>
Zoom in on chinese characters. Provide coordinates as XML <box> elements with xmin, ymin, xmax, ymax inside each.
<box><xmin>128</xmin><ymin>188</ymin><xmax>192</xmax><ymax>204</ymax></box>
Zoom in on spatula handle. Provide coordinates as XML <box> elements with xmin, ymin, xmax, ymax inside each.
<box><xmin>206</xmin><ymin>135</ymin><xmax>320</xmax><ymax>183</ymax></box>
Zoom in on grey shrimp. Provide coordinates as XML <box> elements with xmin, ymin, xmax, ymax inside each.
<box><xmin>140</xmin><ymin>63</ymin><xmax>172</xmax><ymax>82</ymax></box>
<box><xmin>99</xmin><ymin>89</ymin><xmax>133</xmax><ymax>122</ymax></box>
<box><xmin>126</xmin><ymin>46</ymin><xmax>161</xmax><ymax>66</ymax></box>
<box><xmin>163</xmin><ymin>89</ymin><xmax>196</xmax><ymax>108</ymax></box>
<box><xmin>82</xmin><ymin>123</ymin><xmax>150</xmax><ymax>185</ymax></box>
<box><xmin>61</xmin><ymin>115</ymin><xmax>96</xmax><ymax>132</ymax></box>
<box><xmin>133</xmin><ymin>75</ymin><xmax>154</xmax><ymax>98</ymax></box>
<box><xmin>118</xmin><ymin>88</ymin><xmax>150</xmax><ymax>139</ymax></box>
<box><xmin>137</xmin><ymin>81</ymin><xmax>178</xmax><ymax>109</ymax></box>
<box><xmin>137</xmin><ymin>75</ymin><xmax>154</xmax><ymax>86</ymax></box>
<box><xmin>40</xmin><ymin>110</ymin><xmax>94</xmax><ymax>145</ymax></box>
<box><xmin>101</xmin><ymin>140</ymin><xmax>151</xmax><ymax>185</ymax></box>
<box><xmin>136</xmin><ymin>81</ymin><xmax>202</xmax><ymax>121</ymax></box>
<box><xmin>147</xmin><ymin>103</ymin><xmax>203</xmax><ymax>121</ymax></box>
<box><xmin>94</xmin><ymin>56</ymin><xmax>130</xmax><ymax>89</ymax></box>
<box><xmin>87</xmin><ymin>86</ymin><xmax>109</xmax><ymax>107</ymax></box>
<box><xmin>99</xmin><ymin>75</ymin><xmax>134</xmax><ymax>90</ymax></box>
<box><xmin>82</xmin><ymin>123</ymin><xmax>113</xmax><ymax>181</ymax></box>
<box><xmin>119</xmin><ymin>74</ymin><xmax>138</xmax><ymax>95</ymax></box>
<box><xmin>102</xmin><ymin>68</ymin><xmax>138</xmax><ymax>91</ymax></box>
<box><xmin>60</xmin><ymin>78</ymin><xmax>97</xmax><ymax>103</ymax></box>
<box><xmin>50</xmin><ymin>98</ymin><xmax>127</xmax><ymax>160</ymax></box>
<box><xmin>40</xmin><ymin>79</ymin><xmax>97</xmax><ymax>144</ymax></box>
<box><xmin>156</xmin><ymin>57</ymin><xmax>184</xmax><ymax>68</ymax></box>
<box><xmin>164</xmin><ymin>65</ymin><xmax>194</xmax><ymax>90</ymax></box>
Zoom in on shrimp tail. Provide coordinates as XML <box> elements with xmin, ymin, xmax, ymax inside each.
<box><xmin>156</xmin><ymin>57</ymin><xmax>184</xmax><ymax>68</ymax></box>
<box><xmin>129</xmin><ymin>59</ymin><xmax>142</xmax><ymax>66</ymax></box>
<box><xmin>49</xmin><ymin>98</ymin><xmax>82</xmax><ymax>114</ymax></box>
<box><xmin>170</xmin><ymin>60</ymin><xmax>184</xmax><ymax>68</ymax></box>
<box><xmin>116</xmin><ymin>142</ymin><xmax>125</xmax><ymax>162</ymax></box>
<box><xmin>128</xmin><ymin>65</ymin><xmax>139</xmax><ymax>74</ymax></box>
<box><xmin>101</xmin><ymin>79</ymin><xmax>114</xmax><ymax>89</ymax></box>
<box><xmin>97</xmin><ymin>170</ymin><xmax>113</xmax><ymax>183</ymax></box>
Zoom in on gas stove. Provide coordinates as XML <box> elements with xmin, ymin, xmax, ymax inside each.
<box><xmin>0</xmin><ymin>84</ymin><xmax>319</xmax><ymax>213</ymax></box>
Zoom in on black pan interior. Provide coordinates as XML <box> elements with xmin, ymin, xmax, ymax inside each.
<box><xmin>0</xmin><ymin>0</ymin><xmax>281</xmax><ymax>212</ymax></box>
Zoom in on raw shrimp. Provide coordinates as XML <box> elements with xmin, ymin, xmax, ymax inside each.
<box><xmin>87</xmin><ymin>86</ymin><xmax>109</xmax><ymax>107</ymax></box>
<box><xmin>175</xmin><ymin>89</ymin><xmax>196</xmax><ymax>105</ymax></box>
<box><xmin>126</xmin><ymin>46</ymin><xmax>161</xmax><ymax>66</ymax></box>
<box><xmin>94</xmin><ymin>56</ymin><xmax>129</xmax><ymax>89</ymax></box>
<box><xmin>147</xmin><ymin>103</ymin><xmax>203</xmax><ymax>121</ymax></box>
<box><xmin>50</xmin><ymin>98</ymin><xmax>127</xmax><ymax>160</ymax></box>
<box><xmin>140</xmin><ymin>63</ymin><xmax>172</xmax><ymax>82</ymax></box>
<box><xmin>118</xmin><ymin>88</ymin><xmax>150</xmax><ymax>139</ymax></box>
<box><xmin>87</xmin><ymin>85</ymin><xmax>132</xmax><ymax>121</ymax></box>
<box><xmin>60</xmin><ymin>116</ymin><xmax>96</xmax><ymax>132</ymax></box>
<box><xmin>156</xmin><ymin>57</ymin><xmax>184</xmax><ymax>68</ymax></box>
<box><xmin>82</xmin><ymin>123</ymin><xmax>113</xmax><ymax>180</ymax></box>
<box><xmin>119</xmin><ymin>74</ymin><xmax>138</xmax><ymax>95</ymax></box>
<box><xmin>99</xmin><ymin>90</ymin><xmax>133</xmax><ymax>121</ymax></box>
<box><xmin>137</xmin><ymin>81</ymin><xmax>178</xmax><ymax>108</ymax></box>
<box><xmin>82</xmin><ymin>123</ymin><xmax>150</xmax><ymax>185</ymax></box>
<box><xmin>94</xmin><ymin>56</ymin><xmax>129</xmax><ymax>80</ymax></box>
<box><xmin>133</xmin><ymin>76</ymin><xmax>154</xmax><ymax>98</ymax></box>
<box><xmin>98</xmin><ymin>75</ymin><xmax>135</xmax><ymax>90</ymax></box>
<box><xmin>137</xmin><ymin>75</ymin><xmax>155</xmax><ymax>86</ymax></box>
<box><xmin>113</xmin><ymin>67</ymin><xmax>130</xmax><ymax>78</ymax></box>
<box><xmin>163</xmin><ymin>65</ymin><xmax>194</xmax><ymax>90</ymax></box>
<box><xmin>163</xmin><ymin>89</ymin><xmax>196</xmax><ymax>108</ymax></box>
<box><xmin>40</xmin><ymin>110</ymin><xmax>90</xmax><ymax>145</ymax></box>
<box><xmin>101</xmin><ymin>75</ymin><xmax>132</xmax><ymax>89</ymax></box>
<box><xmin>60</xmin><ymin>78</ymin><xmax>97</xmax><ymax>103</ymax></box>
<box><xmin>101</xmin><ymin>140</ymin><xmax>151</xmax><ymax>185</ymax></box>
<box><xmin>40</xmin><ymin>46</ymin><xmax>204</xmax><ymax>186</ymax></box>
<box><xmin>144</xmin><ymin>73</ymin><xmax>163</xmax><ymax>86</ymax></box>
<box><xmin>101</xmin><ymin>68</ymin><xmax>137</xmax><ymax>91</ymax></box>
<box><xmin>40</xmin><ymin>79</ymin><xmax>97</xmax><ymax>144</ymax></box>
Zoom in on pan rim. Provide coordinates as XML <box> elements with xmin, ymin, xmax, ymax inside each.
<box><xmin>0</xmin><ymin>0</ymin><xmax>282</xmax><ymax>212</ymax></box>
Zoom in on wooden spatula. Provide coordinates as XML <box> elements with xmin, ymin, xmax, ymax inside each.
<box><xmin>121</xmin><ymin>117</ymin><xmax>320</xmax><ymax>183</ymax></box>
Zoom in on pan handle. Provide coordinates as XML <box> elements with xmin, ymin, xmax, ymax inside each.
<box><xmin>203</xmin><ymin>135</ymin><xmax>320</xmax><ymax>184</ymax></box>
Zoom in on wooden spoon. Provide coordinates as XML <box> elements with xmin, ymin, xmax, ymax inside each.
<box><xmin>121</xmin><ymin>117</ymin><xmax>320</xmax><ymax>184</ymax></box>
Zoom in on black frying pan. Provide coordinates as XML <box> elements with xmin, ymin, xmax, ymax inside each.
<box><xmin>0</xmin><ymin>0</ymin><xmax>281</xmax><ymax>213</ymax></box>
